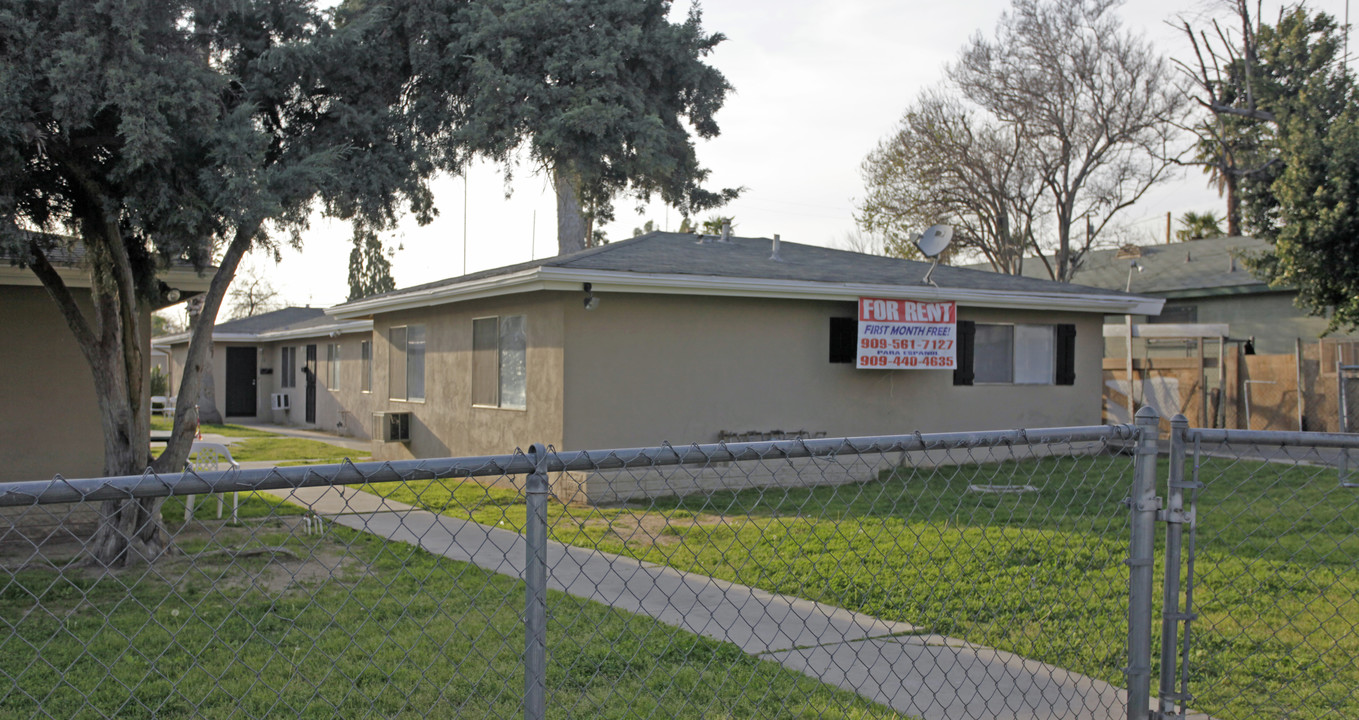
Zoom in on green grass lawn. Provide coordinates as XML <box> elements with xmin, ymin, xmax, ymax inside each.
<box><xmin>225</xmin><ymin>438</ymin><xmax>370</xmax><ymax>463</ymax></box>
<box><xmin>150</xmin><ymin>416</ymin><xmax>280</xmax><ymax>438</ymax></box>
<box><xmin>365</xmin><ymin>452</ymin><xmax>1359</xmax><ymax>719</ymax></box>
<box><xmin>0</xmin><ymin>515</ymin><xmax>896</xmax><ymax>720</ymax></box>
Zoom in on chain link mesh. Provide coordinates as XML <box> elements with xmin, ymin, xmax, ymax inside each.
<box><xmin>1167</xmin><ymin>431</ymin><xmax>1359</xmax><ymax>719</ymax></box>
<box><xmin>1</xmin><ymin>427</ymin><xmax>1142</xmax><ymax>719</ymax></box>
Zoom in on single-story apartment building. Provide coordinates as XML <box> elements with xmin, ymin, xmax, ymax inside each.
<box><xmin>1</xmin><ymin>245</ymin><xmax>211</xmax><ymax>484</ymax></box>
<box><xmin>159</xmin><ymin>307</ymin><xmax>376</xmax><ymax>439</ymax></box>
<box><xmin>323</xmin><ymin>232</ymin><xmax>1160</xmax><ymax>499</ymax></box>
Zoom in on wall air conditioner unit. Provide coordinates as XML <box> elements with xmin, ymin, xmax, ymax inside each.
<box><xmin>271</xmin><ymin>393</ymin><xmax>291</xmax><ymax>411</ymax></box>
<box><xmin>374</xmin><ymin>411</ymin><xmax>411</xmax><ymax>443</ymax></box>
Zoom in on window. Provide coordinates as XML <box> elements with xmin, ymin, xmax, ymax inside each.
<box><xmin>326</xmin><ymin>343</ymin><xmax>340</xmax><ymax>390</ymax></box>
<box><xmin>954</xmin><ymin>322</ymin><xmax>1076</xmax><ymax>386</ymax></box>
<box><xmin>472</xmin><ymin>315</ymin><xmax>527</xmax><ymax>409</ymax></box>
<box><xmin>280</xmin><ymin>347</ymin><xmax>296</xmax><ymax>388</ymax></box>
<box><xmin>361</xmin><ymin>340</ymin><xmax>372</xmax><ymax>393</ymax></box>
<box><xmin>389</xmin><ymin>325</ymin><xmax>425</xmax><ymax>401</ymax></box>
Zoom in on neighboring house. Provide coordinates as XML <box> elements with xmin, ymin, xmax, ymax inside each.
<box><xmin>325</xmin><ymin>232</ymin><xmax>1160</xmax><ymax>485</ymax></box>
<box><xmin>159</xmin><ymin>308</ymin><xmax>376</xmax><ymax>439</ymax></box>
<box><xmin>0</xmin><ymin>246</ymin><xmax>211</xmax><ymax>483</ymax></box>
<box><xmin>971</xmin><ymin>236</ymin><xmax>1357</xmax><ymax>354</ymax></box>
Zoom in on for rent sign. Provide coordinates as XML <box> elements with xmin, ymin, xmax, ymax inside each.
<box><xmin>856</xmin><ymin>297</ymin><xmax>957</xmax><ymax>369</ymax></box>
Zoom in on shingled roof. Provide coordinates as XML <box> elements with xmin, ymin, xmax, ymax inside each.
<box><xmin>156</xmin><ymin>307</ymin><xmax>371</xmax><ymax>345</ymax></box>
<box><xmin>332</xmin><ymin>232</ymin><xmax>1162</xmax><ymax>317</ymax></box>
<box><xmin>967</xmin><ymin>236</ymin><xmax>1273</xmax><ymax>298</ymax></box>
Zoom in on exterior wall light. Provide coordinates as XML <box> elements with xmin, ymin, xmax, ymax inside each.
<box><xmin>583</xmin><ymin>283</ymin><xmax>599</xmax><ymax>311</ymax></box>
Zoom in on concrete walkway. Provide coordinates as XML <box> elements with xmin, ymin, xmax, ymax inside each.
<box><xmin>265</xmin><ymin>485</ymin><xmax>1144</xmax><ymax>720</ymax></box>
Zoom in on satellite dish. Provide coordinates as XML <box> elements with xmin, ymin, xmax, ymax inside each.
<box><xmin>915</xmin><ymin>225</ymin><xmax>953</xmax><ymax>258</ymax></box>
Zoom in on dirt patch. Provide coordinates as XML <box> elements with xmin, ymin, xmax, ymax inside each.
<box><xmin>588</xmin><ymin>511</ymin><xmax>727</xmax><ymax>548</ymax></box>
<box><xmin>0</xmin><ymin>515</ymin><xmax>366</xmax><ymax>596</ymax></box>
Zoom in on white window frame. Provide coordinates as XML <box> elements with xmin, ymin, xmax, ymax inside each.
<box><xmin>389</xmin><ymin>325</ymin><xmax>426</xmax><ymax>403</ymax></box>
<box><xmin>974</xmin><ymin>323</ymin><xmax>1056</xmax><ymax>386</ymax></box>
<box><xmin>326</xmin><ymin>343</ymin><xmax>341</xmax><ymax>390</ymax></box>
<box><xmin>471</xmin><ymin>315</ymin><xmax>527</xmax><ymax>411</ymax></box>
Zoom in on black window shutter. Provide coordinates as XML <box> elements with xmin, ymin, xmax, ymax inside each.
<box><xmin>829</xmin><ymin>317</ymin><xmax>856</xmax><ymax>363</ymax></box>
<box><xmin>1055</xmin><ymin>323</ymin><xmax>1077</xmax><ymax>386</ymax></box>
<box><xmin>953</xmin><ymin>320</ymin><xmax>976</xmax><ymax>386</ymax></box>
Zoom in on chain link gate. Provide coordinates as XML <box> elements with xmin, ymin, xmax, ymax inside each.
<box><xmin>1150</xmin><ymin>416</ymin><xmax>1359</xmax><ymax>719</ymax></box>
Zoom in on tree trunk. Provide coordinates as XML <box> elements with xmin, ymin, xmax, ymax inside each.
<box><xmin>186</xmin><ymin>297</ymin><xmax>224</xmax><ymax>424</ymax></box>
<box><xmin>554</xmin><ymin>164</ymin><xmax>588</xmax><ymax>256</ymax></box>
<box><xmin>196</xmin><ymin>346</ymin><xmax>223</xmax><ymax>424</ymax></box>
<box><xmin>1225</xmin><ymin>173</ymin><xmax>1241</xmax><ymax>236</ymax></box>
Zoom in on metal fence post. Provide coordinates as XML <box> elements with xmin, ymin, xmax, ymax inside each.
<box><xmin>524</xmin><ymin>444</ymin><xmax>550</xmax><ymax>720</ymax></box>
<box><xmin>1128</xmin><ymin>406</ymin><xmax>1161</xmax><ymax>720</ymax></box>
<box><xmin>1158</xmin><ymin>414</ymin><xmax>1191</xmax><ymax>717</ymax></box>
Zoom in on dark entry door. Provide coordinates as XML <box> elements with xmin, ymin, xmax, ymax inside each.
<box><xmin>224</xmin><ymin>346</ymin><xmax>258</xmax><ymax>417</ymax></box>
<box><xmin>305</xmin><ymin>344</ymin><xmax>317</xmax><ymax>424</ymax></box>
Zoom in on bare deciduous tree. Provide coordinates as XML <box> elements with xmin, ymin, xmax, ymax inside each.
<box><xmin>226</xmin><ymin>267</ymin><xmax>283</xmax><ymax>320</ymax></box>
<box><xmin>859</xmin><ymin>92</ymin><xmax>1042</xmax><ymax>272</ymax></box>
<box><xmin>949</xmin><ymin>0</ymin><xmax>1187</xmax><ymax>280</ymax></box>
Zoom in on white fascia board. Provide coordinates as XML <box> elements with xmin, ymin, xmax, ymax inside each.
<box><xmin>1</xmin><ymin>264</ymin><xmax>215</xmax><ymax>293</ymax></box>
<box><xmin>327</xmin><ymin>266</ymin><xmax>1165</xmax><ymax>318</ymax></box>
<box><xmin>156</xmin><ymin>321</ymin><xmax>372</xmax><ymax>346</ymax></box>
<box><xmin>256</xmin><ymin>320</ymin><xmax>373</xmax><ymax>342</ymax></box>
<box><xmin>0</xmin><ymin>264</ymin><xmax>90</xmax><ymax>288</ymax></box>
<box><xmin>327</xmin><ymin>267</ymin><xmax>551</xmax><ymax>319</ymax></box>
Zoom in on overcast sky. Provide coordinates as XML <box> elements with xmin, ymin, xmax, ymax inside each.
<box><xmin>247</xmin><ymin>0</ymin><xmax>1355</xmax><ymax>309</ymax></box>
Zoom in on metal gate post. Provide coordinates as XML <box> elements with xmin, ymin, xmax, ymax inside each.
<box><xmin>524</xmin><ymin>444</ymin><xmax>550</xmax><ymax>720</ymax></box>
<box><xmin>1158</xmin><ymin>415</ymin><xmax>1192</xmax><ymax>717</ymax></box>
<box><xmin>1127</xmin><ymin>406</ymin><xmax>1161</xmax><ymax>720</ymax></box>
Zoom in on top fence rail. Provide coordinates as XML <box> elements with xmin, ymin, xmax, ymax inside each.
<box><xmin>0</xmin><ymin>424</ymin><xmax>1135</xmax><ymax>508</ymax></box>
<box><xmin>1188</xmin><ymin>427</ymin><xmax>1359</xmax><ymax>449</ymax></box>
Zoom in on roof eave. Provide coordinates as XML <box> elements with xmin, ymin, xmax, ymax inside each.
<box><xmin>158</xmin><ymin>320</ymin><xmax>373</xmax><ymax>345</ymax></box>
<box><xmin>329</xmin><ymin>266</ymin><xmax>1163</xmax><ymax>318</ymax></box>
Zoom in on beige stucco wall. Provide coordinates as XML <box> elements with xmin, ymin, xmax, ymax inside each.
<box><xmin>261</xmin><ymin>335</ymin><xmax>375</xmax><ymax>439</ymax></box>
<box><xmin>1</xmin><ymin>285</ymin><xmax>106</xmax><ymax>482</ymax></box>
<box><xmin>0</xmin><ymin>285</ymin><xmax>153</xmax><ymax>483</ymax></box>
<box><xmin>165</xmin><ymin>332</ymin><xmax>375</xmax><ymax>439</ymax></box>
<box><xmin>368</xmin><ymin>294</ymin><xmax>565</xmax><ymax>461</ymax></box>
<box><xmin>561</xmin><ymin>294</ymin><xmax>1105</xmax><ymax>450</ymax></box>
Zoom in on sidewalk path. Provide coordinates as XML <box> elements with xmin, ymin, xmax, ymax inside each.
<box><xmin>266</xmin><ymin>485</ymin><xmax>1136</xmax><ymax>720</ymax></box>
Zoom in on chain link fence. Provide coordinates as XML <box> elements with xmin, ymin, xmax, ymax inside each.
<box><xmin>5</xmin><ymin>418</ymin><xmax>1357</xmax><ymax>719</ymax></box>
<box><xmin>0</xmin><ymin>426</ymin><xmax>1146</xmax><ymax>719</ymax></box>
<box><xmin>1155</xmin><ymin>424</ymin><xmax>1359</xmax><ymax>720</ymax></box>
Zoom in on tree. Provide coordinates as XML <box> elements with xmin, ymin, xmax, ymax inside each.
<box><xmin>1176</xmin><ymin>211</ymin><xmax>1225</xmax><ymax>241</ymax></box>
<box><xmin>0</xmin><ymin>0</ymin><xmax>448</xmax><ymax>565</ymax></box>
<box><xmin>700</xmin><ymin>216</ymin><xmax>735</xmax><ymax>235</ymax></box>
<box><xmin>1178</xmin><ymin>4</ymin><xmax>1351</xmax><ymax>236</ymax></box>
<box><xmin>944</xmin><ymin>0</ymin><xmax>1186</xmax><ymax>280</ymax></box>
<box><xmin>859</xmin><ymin>92</ymin><xmax>1041</xmax><ymax>272</ymax></box>
<box><xmin>440</xmin><ymin>0</ymin><xmax>740</xmax><ymax>255</ymax></box>
<box><xmin>347</xmin><ymin>226</ymin><xmax>398</xmax><ymax>301</ymax></box>
<box><xmin>1178</xmin><ymin>4</ymin><xmax>1359</xmax><ymax>330</ymax></box>
<box><xmin>151</xmin><ymin>311</ymin><xmax>184</xmax><ymax>338</ymax></box>
<box><xmin>227</xmin><ymin>267</ymin><xmax>283</xmax><ymax>320</ymax></box>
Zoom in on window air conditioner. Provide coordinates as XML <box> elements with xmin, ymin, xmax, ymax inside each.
<box><xmin>271</xmin><ymin>393</ymin><xmax>291</xmax><ymax>411</ymax></box>
<box><xmin>374</xmin><ymin>412</ymin><xmax>411</xmax><ymax>443</ymax></box>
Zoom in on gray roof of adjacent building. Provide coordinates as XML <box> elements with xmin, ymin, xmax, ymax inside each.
<box><xmin>331</xmin><ymin>232</ymin><xmax>1161</xmax><ymax>316</ymax></box>
<box><xmin>156</xmin><ymin>307</ymin><xmax>371</xmax><ymax>345</ymax></box>
<box><xmin>964</xmin><ymin>236</ymin><xmax>1275</xmax><ymax>298</ymax></box>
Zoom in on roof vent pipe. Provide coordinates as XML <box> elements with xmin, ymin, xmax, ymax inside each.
<box><xmin>770</xmin><ymin>234</ymin><xmax>782</xmax><ymax>261</ymax></box>
<box><xmin>1229</xmin><ymin>254</ymin><xmax>1236</xmax><ymax>272</ymax></box>
<box><xmin>721</xmin><ymin>221</ymin><xmax>730</xmax><ymax>242</ymax></box>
